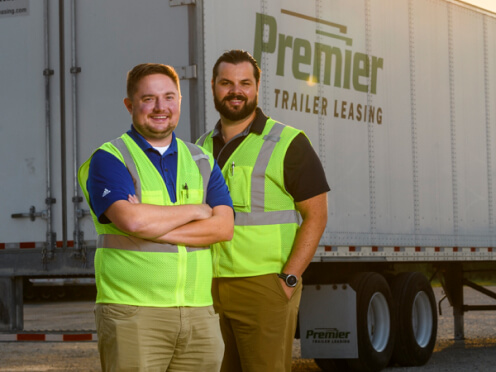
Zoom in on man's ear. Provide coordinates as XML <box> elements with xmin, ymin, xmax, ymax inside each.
<box><xmin>124</xmin><ymin>97</ymin><xmax>133</xmax><ymax>114</ymax></box>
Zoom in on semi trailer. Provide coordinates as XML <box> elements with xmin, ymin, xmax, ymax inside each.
<box><xmin>1</xmin><ymin>0</ymin><xmax>495</xmax><ymax>371</ymax></box>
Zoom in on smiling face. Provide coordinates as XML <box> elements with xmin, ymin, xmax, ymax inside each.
<box><xmin>212</xmin><ymin>61</ymin><xmax>259</xmax><ymax>123</ymax></box>
<box><xmin>124</xmin><ymin>73</ymin><xmax>181</xmax><ymax>146</ymax></box>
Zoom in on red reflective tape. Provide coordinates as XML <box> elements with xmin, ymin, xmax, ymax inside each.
<box><xmin>435</xmin><ymin>247</ymin><xmax>441</xmax><ymax>252</ymax></box>
<box><xmin>394</xmin><ymin>246</ymin><xmax>401</xmax><ymax>252</ymax></box>
<box><xmin>63</xmin><ymin>334</ymin><xmax>93</xmax><ymax>341</ymax></box>
<box><xmin>324</xmin><ymin>246</ymin><xmax>332</xmax><ymax>252</ymax></box>
<box><xmin>56</xmin><ymin>240</ymin><xmax>75</xmax><ymax>248</ymax></box>
<box><xmin>372</xmin><ymin>246</ymin><xmax>378</xmax><ymax>252</ymax></box>
<box><xmin>349</xmin><ymin>246</ymin><xmax>356</xmax><ymax>252</ymax></box>
<box><xmin>415</xmin><ymin>246</ymin><xmax>421</xmax><ymax>252</ymax></box>
<box><xmin>0</xmin><ymin>243</ymin><xmax>5</xmax><ymax>250</ymax></box>
<box><xmin>19</xmin><ymin>242</ymin><xmax>36</xmax><ymax>249</ymax></box>
<box><xmin>453</xmin><ymin>247</ymin><xmax>459</xmax><ymax>252</ymax></box>
<box><xmin>17</xmin><ymin>334</ymin><xmax>46</xmax><ymax>341</ymax></box>
<box><xmin>471</xmin><ymin>247</ymin><xmax>476</xmax><ymax>252</ymax></box>
<box><xmin>489</xmin><ymin>248</ymin><xmax>493</xmax><ymax>252</ymax></box>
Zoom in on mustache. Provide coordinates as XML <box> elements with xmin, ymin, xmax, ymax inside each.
<box><xmin>223</xmin><ymin>94</ymin><xmax>247</xmax><ymax>102</ymax></box>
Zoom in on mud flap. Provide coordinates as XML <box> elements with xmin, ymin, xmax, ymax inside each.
<box><xmin>299</xmin><ymin>284</ymin><xmax>358</xmax><ymax>359</ymax></box>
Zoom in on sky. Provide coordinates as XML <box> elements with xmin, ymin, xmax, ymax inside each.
<box><xmin>462</xmin><ymin>0</ymin><xmax>496</xmax><ymax>13</ymax></box>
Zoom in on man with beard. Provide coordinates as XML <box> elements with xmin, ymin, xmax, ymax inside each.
<box><xmin>197</xmin><ymin>50</ymin><xmax>330</xmax><ymax>372</ymax></box>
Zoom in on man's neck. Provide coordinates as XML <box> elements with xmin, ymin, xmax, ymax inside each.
<box><xmin>220</xmin><ymin>111</ymin><xmax>257</xmax><ymax>143</ymax></box>
<box><xmin>132</xmin><ymin>125</ymin><xmax>174</xmax><ymax>148</ymax></box>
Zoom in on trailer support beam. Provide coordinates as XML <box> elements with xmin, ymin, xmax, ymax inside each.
<box><xmin>442</xmin><ymin>263</ymin><xmax>465</xmax><ymax>340</ymax></box>
<box><xmin>0</xmin><ymin>277</ymin><xmax>23</xmax><ymax>332</ymax></box>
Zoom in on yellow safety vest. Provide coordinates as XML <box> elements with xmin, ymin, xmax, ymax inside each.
<box><xmin>197</xmin><ymin>119</ymin><xmax>302</xmax><ymax>277</ymax></box>
<box><xmin>78</xmin><ymin>133</ymin><xmax>215</xmax><ymax>306</ymax></box>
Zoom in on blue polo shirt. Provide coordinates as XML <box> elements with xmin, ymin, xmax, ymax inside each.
<box><xmin>87</xmin><ymin>125</ymin><xmax>233</xmax><ymax>223</ymax></box>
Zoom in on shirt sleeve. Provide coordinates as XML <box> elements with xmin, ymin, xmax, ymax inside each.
<box><xmin>87</xmin><ymin>149</ymin><xmax>136</xmax><ymax>223</ymax></box>
<box><xmin>206</xmin><ymin>160</ymin><xmax>234</xmax><ymax>209</ymax></box>
<box><xmin>284</xmin><ymin>133</ymin><xmax>330</xmax><ymax>202</ymax></box>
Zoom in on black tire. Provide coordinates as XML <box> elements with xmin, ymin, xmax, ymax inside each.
<box><xmin>347</xmin><ymin>272</ymin><xmax>395</xmax><ymax>372</ymax></box>
<box><xmin>40</xmin><ymin>287</ymin><xmax>53</xmax><ymax>301</ymax></box>
<box><xmin>23</xmin><ymin>279</ymin><xmax>37</xmax><ymax>302</ymax></box>
<box><xmin>53</xmin><ymin>287</ymin><xmax>67</xmax><ymax>300</ymax></box>
<box><xmin>389</xmin><ymin>272</ymin><xmax>437</xmax><ymax>366</ymax></box>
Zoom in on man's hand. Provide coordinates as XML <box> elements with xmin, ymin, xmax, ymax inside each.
<box><xmin>156</xmin><ymin>205</ymin><xmax>234</xmax><ymax>246</ymax></box>
<box><xmin>128</xmin><ymin>194</ymin><xmax>139</xmax><ymax>204</ymax></box>
<box><xmin>279</xmin><ymin>277</ymin><xmax>296</xmax><ymax>299</ymax></box>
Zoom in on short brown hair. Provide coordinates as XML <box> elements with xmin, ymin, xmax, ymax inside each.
<box><xmin>212</xmin><ymin>50</ymin><xmax>261</xmax><ymax>85</ymax></box>
<box><xmin>126</xmin><ymin>63</ymin><xmax>180</xmax><ymax>98</ymax></box>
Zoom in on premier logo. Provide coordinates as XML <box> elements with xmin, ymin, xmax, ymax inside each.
<box><xmin>254</xmin><ymin>9</ymin><xmax>384</xmax><ymax>124</ymax></box>
<box><xmin>306</xmin><ymin>328</ymin><xmax>351</xmax><ymax>344</ymax></box>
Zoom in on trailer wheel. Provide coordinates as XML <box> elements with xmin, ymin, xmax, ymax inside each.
<box><xmin>40</xmin><ymin>287</ymin><xmax>53</xmax><ymax>301</ymax></box>
<box><xmin>347</xmin><ymin>272</ymin><xmax>395</xmax><ymax>372</ymax></box>
<box><xmin>390</xmin><ymin>272</ymin><xmax>437</xmax><ymax>366</ymax></box>
<box><xmin>54</xmin><ymin>287</ymin><xmax>67</xmax><ymax>300</ymax></box>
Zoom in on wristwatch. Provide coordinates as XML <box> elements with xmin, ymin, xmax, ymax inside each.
<box><xmin>278</xmin><ymin>273</ymin><xmax>298</xmax><ymax>287</ymax></box>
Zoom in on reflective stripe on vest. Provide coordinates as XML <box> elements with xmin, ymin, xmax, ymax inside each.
<box><xmin>199</xmin><ymin>119</ymin><xmax>303</xmax><ymax>277</ymax></box>
<box><xmin>198</xmin><ymin>121</ymin><xmax>300</xmax><ymax>226</ymax></box>
<box><xmin>78</xmin><ymin>135</ymin><xmax>215</xmax><ymax>306</ymax></box>
<box><xmin>111</xmin><ymin>137</ymin><xmax>143</xmax><ymax>201</ymax></box>
<box><xmin>107</xmin><ymin>137</ymin><xmax>211</xmax><ymax>251</ymax></box>
<box><xmin>184</xmin><ymin>142</ymin><xmax>211</xmax><ymax>204</ymax></box>
<box><xmin>196</xmin><ymin>131</ymin><xmax>210</xmax><ymax>147</ymax></box>
<box><xmin>199</xmin><ymin>122</ymin><xmax>300</xmax><ymax>226</ymax></box>
<box><xmin>110</xmin><ymin>138</ymin><xmax>211</xmax><ymax>204</ymax></box>
<box><xmin>239</xmin><ymin>122</ymin><xmax>299</xmax><ymax>225</ymax></box>
<box><xmin>97</xmin><ymin>234</ymin><xmax>206</xmax><ymax>253</ymax></box>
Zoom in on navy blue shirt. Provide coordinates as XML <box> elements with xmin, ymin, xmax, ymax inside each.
<box><xmin>87</xmin><ymin>126</ymin><xmax>233</xmax><ymax>224</ymax></box>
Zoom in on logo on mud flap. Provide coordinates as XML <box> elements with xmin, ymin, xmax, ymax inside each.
<box><xmin>305</xmin><ymin>328</ymin><xmax>351</xmax><ymax>344</ymax></box>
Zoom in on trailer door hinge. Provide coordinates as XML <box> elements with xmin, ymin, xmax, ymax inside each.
<box><xmin>174</xmin><ymin>64</ymin><xmax>197</xmax><ymax>80</ymax></box>
<box><xmin>169</xmin><ymin>0</ymin><xmax>196</xmax><ymax>6</ymax></box>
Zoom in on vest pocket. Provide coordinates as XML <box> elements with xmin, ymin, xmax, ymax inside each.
<box><xmin>227</xmin><ymin>165</ymin><xmax>250</xmax><ymax>208</ymax></box>
<box><xmin>179</xmin><ymin>188</ymin><xmax>203</xmax><ymax>204</ymax></box>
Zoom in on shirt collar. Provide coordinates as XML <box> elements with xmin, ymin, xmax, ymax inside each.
<box><xmin>211</xmin><ymin>107</ymin><xmax>268</xmax><ymax>140</ymax></box>
<box><xmin>127</xmin><ymin>125</ymin><xmax>178</xmax><ymax>156</ymax></box>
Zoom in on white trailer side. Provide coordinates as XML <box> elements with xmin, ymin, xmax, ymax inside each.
<box><xmin>1</xmin><ymin>1</ymin><xmax>495</xmax><ymax>371</ymax></box>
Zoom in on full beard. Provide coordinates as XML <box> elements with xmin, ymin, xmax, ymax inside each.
<box><xmin>214</xmin><ymin>93</ymin><xmax>258</xmax><ymax>121</ymax></box>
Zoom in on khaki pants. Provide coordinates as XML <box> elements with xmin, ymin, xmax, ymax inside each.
<box><xmin>95</xmin><ymin>304</ymin><xmax>224</xmax><ymax>372</ymax></box>
<box><xmin>212</xmin><ymin>274</ymin><xmax>302</xmax><ymax>372</ymax></box>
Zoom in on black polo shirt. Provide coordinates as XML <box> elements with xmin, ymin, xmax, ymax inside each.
<box><xmin>210</xmin><ymin>108</ymin><xmax>330</xmax><ymax>202</ymax></box>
